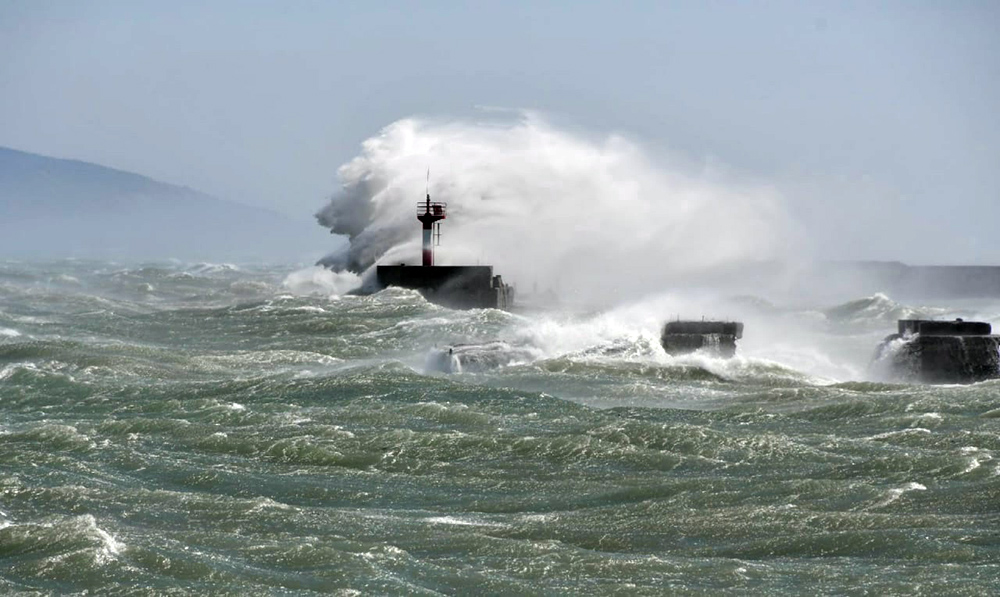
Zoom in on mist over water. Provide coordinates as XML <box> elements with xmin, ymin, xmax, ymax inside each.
<box><xmin>316</xmin><ymin>114</ymin><xmax>802</xmax><ymax>303</ymax></box>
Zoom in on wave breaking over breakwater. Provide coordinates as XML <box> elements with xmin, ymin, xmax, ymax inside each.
<box><xmin>316</xmin><ymin>114</ymin><xmax>801</xmax><ymax>303</ymax></box>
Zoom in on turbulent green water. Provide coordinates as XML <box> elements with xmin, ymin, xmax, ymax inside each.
<box><xmin>2</xmin><ymin>261</ymin><xmax>999</xmax><ymax>595</ymax></box>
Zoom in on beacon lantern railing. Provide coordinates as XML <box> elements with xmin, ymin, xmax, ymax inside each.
<box><xmin>416</xmin><ymin>202</ymin><xmax>447</xmax><ymax>217</ymax></box>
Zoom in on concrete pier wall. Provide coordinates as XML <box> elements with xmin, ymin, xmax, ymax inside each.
<box><xmin>376</xmin><ymin>265</ymin><xmax>513</xmax><ymax>310</ymax></box>
<box><xmin>874</xmin><ymin>319</ymin><xmax>1000</xmax><ymax>384</ymax></box>
<box><xmin>661</xmin><ymin>321</ymin><xmax>743</xmax><ymax>358</ymax></box>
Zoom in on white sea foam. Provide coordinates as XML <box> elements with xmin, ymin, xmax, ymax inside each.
<box><xmin>249</xmin><ymin>497</ymin><xmax>293</xmax><ymax>512</ymax></box>
<box><xmin>283</xmin><ymin>266</ymin><xmax>362</xmax><ymax>297</ymax></box>
<box><xmin>957</xmin><ymin>446</ymin><xmax>992</xmax><ymax>475</ymax></box>
<box><xmin>53</xmin><ymin>274</ymin><xmax>81</xmax><ymax>285</ymax></box>
<box><xmin>91</xmin><ymin>521</ymin><xmax>124</xmax><ymax>562</ymax></box>
<box><xmin>496</xmin><ymin>291</ymin><xmax>843</xmax><ymax>382</ymax></box>
<box><xmin>424</xmin><ymin>515</ymin><xmax>506</xmax><ymax>528</ymax></box>
<box><xmin>57</xmin><ymin>515</ymin><xmax>125</xmax><ymax>564</ymax></box>
<box><xmin>962</xmin><ymin>456</ymin><xmax>983</xmax><ymax>474</ymax></box>
<box><xmin>868</xmin><ymin>482</ymin><xmax>927</xmax><ymax>510</ymax></box>
<box><xmin>1</xmin><ymin>363</ymin><xmax>28</xmax><ymax>381</ymax></box>
<box><xmin>189</xmin><ymin>262</ymin><xmax>242</xmax><ymax>274</ymax></box>
<box><xmin>0</xmin><ymin>327</ymin><xmax>21</xmax><ymax>337</ymax></box>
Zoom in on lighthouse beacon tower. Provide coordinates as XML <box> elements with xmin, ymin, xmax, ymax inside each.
<box><xmin>417</xmin><ymin>193</ymin><xmax>446</xmax><ymax>266</ymax></box>
<box><xmin>375</xmin><ymin>189</ymin><xmax>513</xmax><ymax>310</ymax></box>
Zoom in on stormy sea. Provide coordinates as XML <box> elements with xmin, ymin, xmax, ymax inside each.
<box><xmin>2</xmin><ymin>259</ymin><xmax>999</xmax><ymax>595</ymax></box>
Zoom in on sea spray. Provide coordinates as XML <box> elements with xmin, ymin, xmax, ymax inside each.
<box><xmin>283</xmin><ymin>266</ymin><xmax>362</xmax><ymax>297</ymax></box>
<box><xmin>316</xmin><ymin>114</ymin><xmax>802</xmax><ymax>304</ymax></box>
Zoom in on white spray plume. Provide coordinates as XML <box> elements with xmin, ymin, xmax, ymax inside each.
<box><xmin>317</xmin><ymin>113</ymin><xmax>803</xmax><ymax>304</ymax></box>
<box><xmin>283</xmin><ymin>266</ymin><xmax>361</xmax><ymax>297</ymax></box>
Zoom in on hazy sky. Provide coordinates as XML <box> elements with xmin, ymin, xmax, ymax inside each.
<box><xmin>2</xmin><ymin>1</ymin><xmax>997</xmax><ymax>263</ymax></box>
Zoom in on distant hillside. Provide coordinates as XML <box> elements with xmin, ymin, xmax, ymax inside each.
<box><xmin>0</xmin><ymin>146</ymin><xmax>324</xmax><ymax>262</ymax></box>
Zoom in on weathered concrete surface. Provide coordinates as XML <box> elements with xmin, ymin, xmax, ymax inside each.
<box><xmin>874</xmin><ymin>319</ymin><xmax>1000</xmax><ymax>384</ymax></box>
<box><xmin>661</xmin><ymin>321</ymin><xmax>744</xmax><ymax>358</ymax></box>
<box><xmin>898</xmin><ymin>319</ymin><xmax>992</xmax><ymax>336</ymax></box>
<box><xmin>376</xmin><ymin>265</ymin><xmax>513</xmax><ymax>310</ymax></box>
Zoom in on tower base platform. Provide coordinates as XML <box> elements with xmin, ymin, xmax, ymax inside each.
<box><xmin>376</xmin><ymin>265</ymin><xmax>514</xmax><ymax>310</ymax></box>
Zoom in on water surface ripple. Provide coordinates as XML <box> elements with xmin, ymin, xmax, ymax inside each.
<box><xmin>1</xmin><ymin>261</ymin><xmax>998</xmax><ymax>594</ymax></box>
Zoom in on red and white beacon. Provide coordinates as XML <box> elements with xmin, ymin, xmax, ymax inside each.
<box><xmin>416</xmin><ymin>193</ymin><xmax>446</xmax><ymax>266</ymax></box>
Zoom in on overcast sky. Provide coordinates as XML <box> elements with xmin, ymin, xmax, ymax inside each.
<box><xmin>1</xmin><ymin>1</ymin><xmax>997</xmax><ymax>263</ymax></box>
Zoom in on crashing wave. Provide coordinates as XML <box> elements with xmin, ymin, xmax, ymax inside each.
<box><xmin>824</xmin><ymin>293</ymin><xmax>948</xmax><ymax>329</ymax></box>
<box><xmin>315</xmin><ymin>114</ymin><xmax>800</xmax><ymax>305</ymax></box>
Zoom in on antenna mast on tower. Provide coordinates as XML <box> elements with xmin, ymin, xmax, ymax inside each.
<box><xmin>428</xmin><ymin>168</ymin><xmax>442</xmax><ymax>246</ymax></box>
<box><xmin>416</xmin><ymin>169</ymin><xmax>446</xmax><ymax>266</ymax></box>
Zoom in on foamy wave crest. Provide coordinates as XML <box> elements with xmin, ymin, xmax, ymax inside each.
<box><xmin>316</xmin><ymin>113</ymin><xmax>801</xmax><ymax>303</ymax></box>
<box><xmin>1</xmin><ymin>514</ymin><xmax>123</xmax><ymax>568</ymax></box>
<box><xmin>188</xmin><ymin>263</ymin><xmax>242</xmax><ymax>275</ymax></box>
<box><xmin>283</xmin><ymin>266</ymin><xmax>362</xmax><ymax>296</ymax></box>
<box><xmin>824</xmin><ymin>293</ymin><xmax>949</xmax><ymax>328</ymax></box>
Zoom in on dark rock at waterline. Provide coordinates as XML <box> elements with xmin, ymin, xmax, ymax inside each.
<box><xmin>874</xmin><ymin>319</ymin><xmax>1000</xmax><ymax>384</ymax></box>
<box><xmin>661</xmin><ymin>321</ymin><xmax>744</xmax><ymax>358</ymax></box>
